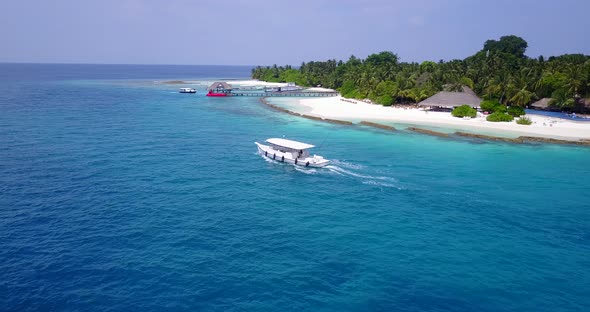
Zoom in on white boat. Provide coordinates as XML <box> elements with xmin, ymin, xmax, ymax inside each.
<box><xmin>255</xmin><ymin>138</ymin><xmax>330</xmax><ymax>167</ymax></box>
<box><xmin>179</xmin><ymin>88</ymin><xmax>196</xmax><ymax>93</ymax></box>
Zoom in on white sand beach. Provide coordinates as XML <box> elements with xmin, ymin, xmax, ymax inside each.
<box><xmin>280</xmin><ymin>96</ymin><xmax>590</xmax><ymax>141</ymax></box>
<box><xmin>226</xmin><ymin>80</ymin><xmax>287</xmax><ymax>87</ymax></box>
<box><xmin>167</xmin><ymin>78</ymin><xmax>589</xmax><ymax>141</ymax></box>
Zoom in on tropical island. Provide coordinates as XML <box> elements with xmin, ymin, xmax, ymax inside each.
<box><xmin>248</xmin><ymin>35</ymin><xmax>590</xmax><ymax>143</ymax></box>
<box><xmin>251</xmin><ymin>35</ymin><xmax>589</xmax><ymax>113</ymax></box>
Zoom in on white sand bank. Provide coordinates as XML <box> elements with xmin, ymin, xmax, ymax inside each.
<box><xmin>225</xmin><ymin>80</ymin><xmax>287</xmax><ymax>87</ymax></box>
<box><xmin>225</xmin><ymin>81</ymin><xmax>336</xmax><ymax>92</ymax></box>
<box><xmin>283</xmin><ymin>96</ymin><xmax>590</xmax><ymax>141</ymax></box>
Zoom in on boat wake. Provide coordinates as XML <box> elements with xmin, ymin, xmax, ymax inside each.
<box><xmin>294</xmin><ymin>166</ymin><xmax>318</xmax><ymax>175</ymax></box>
<box><xmin>325</xmin><ymin>163</ymin><xmax>407</xmax><ymax>190</ymax></box>
<box><xmin>325</xmin><ymin>165</ymin><xmax>396</xmax><ymax>181</ymax></box>
<box><xmin>328</xmin><ymin>159</ymin><xmax>365</xmax><ymax>170</ymax></box>
<box><xmin>361</xmin><ymin>180</ymin><xmax>405</xmax><ymax>189</ymax></box>
<box><xmin>257</xmin><ymin>153</ymin><xmax>409</xmax><ymax>189</ymax></box>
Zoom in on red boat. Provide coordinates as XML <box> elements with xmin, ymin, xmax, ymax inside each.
<box><xmin>207</xmin><ymin>82</ymin><xmax>232</xmax><ymax>97</ymax></box>
<box><xmin>206</xmin><ymin>90</ymin><xmax>229</xmax><ymax>97</ymax></box>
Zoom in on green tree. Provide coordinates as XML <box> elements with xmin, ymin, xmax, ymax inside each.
<box><xmin>420</xmin><ymin>61</ymin><xmax>436</xmax><ymax>73</ymax></box>
<box><xmin>564</xmin><ymin>64</ymin><xmax>584</xmax><ymax>96</ymax></box>
<box><xmin>550</xmin><ymin>89</ymin><xmax>575</xmax><ymax>110</ymax></box>
<box><xmin>507</xmin><ymin>106</ymin><xmax>526</xmax><ymax>117</ymax></box>
<box><xmin>484</xmin><ymin>35</ymin><xmax>528</xmax><ymax>58</ymax></box>
<box><xmin>365</xmin><ymin>51</ymin><xmax>399</xmax><ymax>67</ymax></box>
<box><xmin>379</xmin><ymin>95</ymin><xmax>394</xmax><ymax>106</ymax></box>
<box><xmin>510</xmin><ymin>88</ymin><xmax>534</xmax><ymax>107</ymax></box>
<box><xmin>480</xmin><ymin>100</ymin><xmax>506</xmax><ymax>113</ymax></box>
<box><xmin>339</xmin><ymin>80</ymin><xmax>357</xmax><ymax>98</ymax></box>
<box><xmin>407</xmin><ymin>88</ymin><xmax>431</xmax><ymax>103</ymax></box>
<box><xmin>375</xmin><ymin>81</ymin><xmax>399</xmax><ymax>99</ymax></box>
<box><xmin>486</xmin><ymin>112</ymin><xmax>514</xmax><ymax>122</ymax></box>
<box><xmin>250</xmin><ymin>36</ymin><xmax>590</xmax><ymax>113</ymax></box>
<box><xmin>452</xmin><ymin>105</ymin><xmax>477</xmax><ymax>118</ymax></box>
<box><xmin>486</xmin><ymin>70</ymin><xmax>512</xmax><ymax>103</ymax></box>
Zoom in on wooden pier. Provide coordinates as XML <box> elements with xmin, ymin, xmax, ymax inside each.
<box><xmin>208</xmin><ymin>81</ymin><xmax>338</xmax><ymax>97</ymax></box>
<box><xmin>230</xmin><ymin>91</ymin><xmax>338</xmax><ymax>97</ymax></box>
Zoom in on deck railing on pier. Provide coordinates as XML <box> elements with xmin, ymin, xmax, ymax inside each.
<box><xmin>229</xmin><ymin>91</ymin><xmax>338</xmax><ymax>97</ymax></box>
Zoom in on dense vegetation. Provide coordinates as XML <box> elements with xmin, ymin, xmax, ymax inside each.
<box><xmin>486</xmin><ymin>112</ymin><xmax>514</xmax><ymax>122</ymax></box>
<box><xmin>480</xmin><ymin>100</ymin><xmax>507</xmax><ymax>113</ymax></box>
<box><xmin>451</xmin><ymin>105</ymin><xmax>477</xmax><ymax>118</ymax></box>
<box><xmin>507</xmin><ymin>106</ymin><xmax>525</xmax><ymax>117</ymax></box>
<box><xmin>251</xmin><ymin>35</ymin><xmax>590</xmax><ymax>112</ymax></box>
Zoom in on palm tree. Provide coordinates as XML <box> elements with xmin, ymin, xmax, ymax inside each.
<box><xmin>442</xmin><ymin>65</ymin><xmax>465</xmax><ymax>92</ymax></box>
<box><xmin>397</xmin><ymin>89</ymin><xmax>414</xmax><ymax>103</ymax></box>
<box><xmin>446</xmin><ymin>82</ymin><xmax>463</xmax><ymax>92</ymax></box>
<box><xmin>510</xmin><ymin>87</ymin><xmax>534</xmax><ymax>107</ymax></box>
<box><xmin>564</xmin><ymin>64</ymin><xmax>583</xmax><ymax>96</ymax></box>
<box><xmin>486</xmin><ymin>70</ymin><xmax>512</xmax><ymax>103</ymax></box>
<box><xmin>550</xmin><ymin>89</ymin><xmax>575</xmax><ymax>110</ymax></box>
<box><xmin>505</xmin><ymin>68</ymin><xmax>534</xmax><ymax>105</ymax></box>
<box><xmin>408</xmin><ymin>88</ymin><xmax>431</xmax><ymax>103</ymax></box>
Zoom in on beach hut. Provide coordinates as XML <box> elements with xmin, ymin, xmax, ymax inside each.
<box><xmin>530</xmin><ymin>98</ymin><xmax>552</xmax><ymax>110</ymax></box>
<box><xmin>418</xmin><ymin>88</ymin><xmax>481</xmax><ymax>110</ymax></box>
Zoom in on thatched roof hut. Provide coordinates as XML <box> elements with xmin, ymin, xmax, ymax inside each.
<box><xmin>418</xmin><ymin>89</ymin><xmax>481</xmax><ymax>108</ymax></box>
<box><xmin>530</xmin><ymin>98</ymin><xmax>551</xmax><ymax>109</ymax></box>
<box><xmin>208</xmin><ymin>82</ymin><xmax>233</xmax><ymax>91</ymax></box>
<box><xmin>460</xmin><ymin>86</ymin><xmax>477</xmax><ymax>96</ymax></box>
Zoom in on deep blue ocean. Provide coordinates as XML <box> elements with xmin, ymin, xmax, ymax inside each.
<box><xmin>1</xmin><ymin>64</ymin><xmax>589</xmax><ymax>312</ymax></box>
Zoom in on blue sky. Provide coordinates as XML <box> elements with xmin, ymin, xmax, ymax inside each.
<box><xmin>1</xmin><ymin>0</ymin><xmax>589</xmax><ymax>65</ymax></box>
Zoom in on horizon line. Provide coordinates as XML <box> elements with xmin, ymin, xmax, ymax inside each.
<box><xmin>2</xmin><ymin>50</ymin><xmax>589</xmax><ymax>68</ymax></box>
<box><xmin>0</xmin><ymin>61</ymin><xmax>260</xmax><ymax>67</ymax></box>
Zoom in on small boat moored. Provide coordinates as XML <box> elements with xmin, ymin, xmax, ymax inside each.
<box><xmin>207</xmin><ymin>82</ymin><xmax>232</xmax><ymax>97</ymax></box>
<box><xmin>255</xmin><ymin>138</ymin><xmax>330</xmax><ymax>168</ymax></box>
<box><xmin>179</xmin><ymin>88</ymin><xmax>196</xmax><ymax>93</ymax></box>
<box><xmin>206</xmin><ymin>90</ymin><xmax>229</xmax><ymax>97</ymax></box>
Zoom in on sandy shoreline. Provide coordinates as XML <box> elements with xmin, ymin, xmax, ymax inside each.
<box><xmin>161</xmin><ymin>78</ymin><xmax>590</xmax><ymax>142</ymax></box>
<box><xmin>267</xmin><ymin>95</ymin><xmax>590</xmax><ymax>142</ymax></box>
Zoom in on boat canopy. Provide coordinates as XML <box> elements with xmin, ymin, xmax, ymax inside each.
<box><xmin>266</xmin><ymin>138</ymin><xmax>315</xmax><ymax>150</ymax></box>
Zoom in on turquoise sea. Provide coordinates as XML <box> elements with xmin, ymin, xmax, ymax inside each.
<box><xmin>1</xmin><ymin>64</ymin><xmax>589</xmax><ymax>311</ymax></box>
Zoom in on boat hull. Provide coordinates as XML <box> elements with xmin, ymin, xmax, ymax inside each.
<box><xmin>206</xmin><ymin>93</ymin><xmax>229</xmax><ymax>97</ymax></box>
<box><xmin>255</xmin><ymin>142</ymin><xmax>330</xmax><ymax>168</ymax></box>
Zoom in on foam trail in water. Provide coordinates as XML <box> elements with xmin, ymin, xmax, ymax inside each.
<box><xmin>361</xmin><ymin>180</ymin><xmax>405</xmax><ymax>190</ymax></box>
<box><xmin>329</xmin><ymin>159</ymin><xmax>366</xmax><ymax>170</ymax></box>
<box><xmin>325</xmin><ymin>165</ymin><xmax>398</xmax><ymax>182</ymax></box>
<box><xmin>294</xmin><ymin>166</ymin><xmax>318</xmax><ymax>175</ymax></box>
<box><xmin>256</xmin><ymin>154</ymin><xmax>400</xmax><ymax>184</ymax></box>
<box><xmin>324</xmin><ymin>162</ymin><xmax>409</xmax><ymax>190</ymax></box>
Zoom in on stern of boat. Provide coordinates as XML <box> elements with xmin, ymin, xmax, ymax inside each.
<box><xmin>311</xmin><ymin>155</ymin><xmax>330</xmax><ymax>167</ymax></box>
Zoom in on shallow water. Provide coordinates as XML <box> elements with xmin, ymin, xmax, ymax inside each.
<box><xmin>525</xmin><ymin>109</ymin><xmax>590</xmax><ymax>122</ymax></box>
<box><xmin>1</xmin><ymin>64</ymin><xmax>589</xmax><ymax>311</ymax></box>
